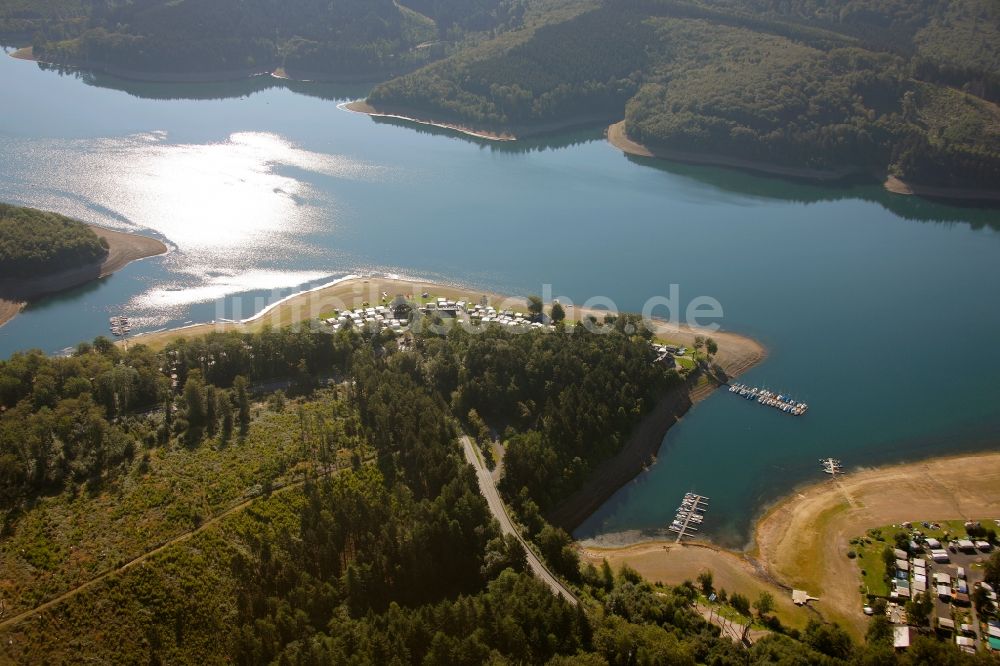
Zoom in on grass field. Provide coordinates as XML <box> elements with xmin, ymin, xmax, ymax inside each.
<box><xmin>850</xmin><ymin>533</ymin><xmax>893</xmax><ymax>598</ymax></box>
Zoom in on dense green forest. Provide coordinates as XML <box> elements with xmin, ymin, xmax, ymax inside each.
<box><xmin>0</xmin><ymin>203</ymin><xmax>108</xmax><ymax>280</ymax></box>
<box><xmin>0</xmin><ymin>317</ymin><xmax>995</xmax><ymax>662</ymax></box>
<box><xmin>0</xmin><ymin>0</ymin><xmax>524</xmax><ymax>78</ymax></box>
<box><xmin>367</xmin><ymin>0</ymin><xmax>1000</xmax><ymax>189</ymax></box>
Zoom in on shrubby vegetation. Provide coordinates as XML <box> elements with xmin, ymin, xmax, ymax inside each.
<box><xmin>0</xmin><ymin>203</ymin><xmax>108</xmax><ymax>279</ymax></box>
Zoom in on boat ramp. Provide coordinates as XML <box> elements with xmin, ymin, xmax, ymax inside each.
<box><xmin>727</xmin><ymin>383</ymin><xmax>808</xmax><ymax>416</ymax></box>
<box><xmin>669</xmin><ymin>493</ymin><xmax>709</xmax><ymax>542</ymax></box>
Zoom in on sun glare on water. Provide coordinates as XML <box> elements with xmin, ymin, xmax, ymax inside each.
<box><xmin>1</xmin><ymin>130</ymin><xmax>385</xmax><ymax>319</ymax></box>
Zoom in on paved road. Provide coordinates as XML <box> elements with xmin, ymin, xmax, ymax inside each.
<box><xmin>460</xmin><ymin>435</ymin><xmax>578</xmax><ymax>605</ymax></box>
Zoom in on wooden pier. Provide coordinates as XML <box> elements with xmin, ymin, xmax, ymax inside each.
<box><xmin>669</xmin><ymin>492</ymin><xmax>709</xmax><ymax>542</ymax></box>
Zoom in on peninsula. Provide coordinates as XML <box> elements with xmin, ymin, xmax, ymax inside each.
<box><xmin>1</xmin><ymin>273</ymin><xmax>995</xmax><ymax>664</ymax></box>
<box><xmin>0</xmin><ymin>204</ymin><xmax>167</xmax><ymax>327</ymax></box>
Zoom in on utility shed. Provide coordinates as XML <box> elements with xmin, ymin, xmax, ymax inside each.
<box><xmin>894</xmin><ymin>626</ymin><xmax>912</xmax><ymax>650</ymax></box>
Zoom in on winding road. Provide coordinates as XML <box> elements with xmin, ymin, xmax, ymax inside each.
<box><xmin>460</xmin><ymin>435</ymin><xmax>579</xmax><ymax>605</ymax></box>
<box><xmin>0</xmin><ymin>439</ymin><xmax>577</xmax><ymax>637</ymax></box>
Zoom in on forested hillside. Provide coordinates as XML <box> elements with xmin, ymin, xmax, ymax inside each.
<box><xmin>0</xmin><ymin>204</ymin><xmax>108</xmax><ymax>279</ymax></box>
<box><xmin>0</xmin><ymin>0</ymin><xmax>524</xmax><ymax>78</ymax></box>
<box><xmin>696</xmin><ymin>0</ymin><xmax>1000</xmax><ymax>98</ymax></box>
<box><xmin>0</xmin><ymin>314</ymin><xmax>992</xmax><ymax>662</ymax></box>
<box><xmin>368</xmin><ymin>0</ymin><xmax>1000</xmax><ymax>190</ymax></box>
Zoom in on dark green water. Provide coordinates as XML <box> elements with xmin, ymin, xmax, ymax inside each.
<box><xmin>2</xmin><ymin>53</ymin><xmax>999</xmax><ymax>547</ymax></box>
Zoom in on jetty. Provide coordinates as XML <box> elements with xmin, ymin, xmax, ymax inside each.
<box><xmin>727</xmin><ymin>383</ymin><xmax>808</xmax><ymax>416</ymax></box>
<box><xmin>109</xmin><ymin>315</ymin><xmax>132</xmax><ymax>339</ymax></box>
<box><xmin>821</xmin><ymin>458</ymin><xmax>843</xmax><ymax>476</ymax></box>
<box><xmin>669</xmin><ymin>492</ymin><xmax>709</xmax><ymax>542</ymax></box>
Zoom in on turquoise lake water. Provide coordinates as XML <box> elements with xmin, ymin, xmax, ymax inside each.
<box><xmin>1</xmin><ymin>52</ymin><xmax>999</xmax><ymax>547</ymax></box>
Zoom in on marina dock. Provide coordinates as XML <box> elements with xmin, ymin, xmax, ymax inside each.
<box><xmin>821</xmin><ymin>457</ymin><xmax>843</xmax><ymax>476</ymax></box>
<box><xmin>669</xmin><ymin>492</ymin><xmax>709</xmax><ymax>542</ymax></box>
<box><xmin>727</xmin><ymin>383</ymin><xmax>808</xmax><ymax>416</ymax></box>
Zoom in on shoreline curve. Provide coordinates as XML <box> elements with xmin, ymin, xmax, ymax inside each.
<box><xmin>342</xmin><ymin>100</ymin><xmax>618</xmax><ymax>142</ymax></box>
<box><xmin>608</xmin><ymin>120</ymin><xmax>1000</xmax><ymax>204</ymax></box>
<box><xmin>10</xmin><ymin>46</ymin><xmax>384</xmax><ymax>85</ymax></box>
<box><xmin>123</xmin><ymin>272</ymin><xmax>766</xmax><ymax>538</ymax></box>
<box><xmin>0</xmin><ymin>224</ymin><xmax>167</xmax><ymax>329</ymax></box>
<box><xmin>587</xmin><ymin>449</ymin><xmax>1000</xmax><ymax>639</ymax></box>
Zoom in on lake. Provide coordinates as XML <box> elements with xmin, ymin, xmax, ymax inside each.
<box><xmin>2</xmin><ymin>52</ymin><xmax>999</xmax><ymax>547</ymax></box>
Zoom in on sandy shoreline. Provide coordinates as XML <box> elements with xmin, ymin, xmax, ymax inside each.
<box><xmin>587</xmin><ymin>450</ymin><xmax>1000</xmax><ymax>638</ymax></box>
<box><xmin>343</xmin><ymin>100</ymin><xmax>518</xmax><ymax>141</ymax></box>
<box><xmin>0</xmin><ymin>224</ymin><xmax>167</xmax><ymax>328</ymax></box>
<box><xmin>581</xmin><ymin>539</ymin><xmax>812</xmax><ymax>629</ymax></box>
<box><xmin>752</xmin><ymin>450</ymin><xmax>1000</xmax><ymax>635</ymax></box>
<box><xmin>344</xmin><ymin>100</ymin><xmax>618</xmax><ymax>142</ymax></box>
<box><xmin>128</xmin><ymin>274</ymin><xmax>765</xmax><ymax>356</ymax></box>
<box><xmin>883</xmin><ymin>175</ymin><xmax>1000</xmax><ymax>203</ymax></box>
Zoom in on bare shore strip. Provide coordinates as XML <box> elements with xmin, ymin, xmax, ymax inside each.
<box><xmin>343</xmin><ymin>100</ymin><xmax>619</xmax><ymax>142</ymax></box>
<box><xmin>0</xmin><ymin>225</ymin><xmax>167</xmax><ymax>328</ymax></box>
<box><xmin>609</xmin><ymin>120</ymin><xmax>1000</xmax><ymax>204</ymax></box>
<box><xmin>606</xmin><ymin>121</ymin><xmax>859</xmax><ymax>182</ymax></box>
<box><xmin>343</xmin><ymin>100</ymin><xmax>516</xmax><ymax>141</ymax></box>
<box><xmin>585</xmin><ymin>451</ymin><xmax>1000</xmax><ymax>638</ymax></box>
<box><xmin>883</xmin><ymin>174</ymin><xmax>1000</xmax><ymax>203</ymax></box>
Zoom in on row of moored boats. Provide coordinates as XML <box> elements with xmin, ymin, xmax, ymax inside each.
<box><xmin>728</xmin><ymin>383</ymin><xmax>808</xmax><ymax>416</ymax></box>
<box><xmin>820</xmin><ymin>457</ymin><xmax>843</xmax><ymax>475</ymax></box>
<box><xmin>669</xmin><ymin>492</ymin><xmax>709</xmax><ymax>539</ymax></box>
<box><xmin>109</xmin><ymin>315</ymin><xmax>131</xmax><ymax>336</ymax></box>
